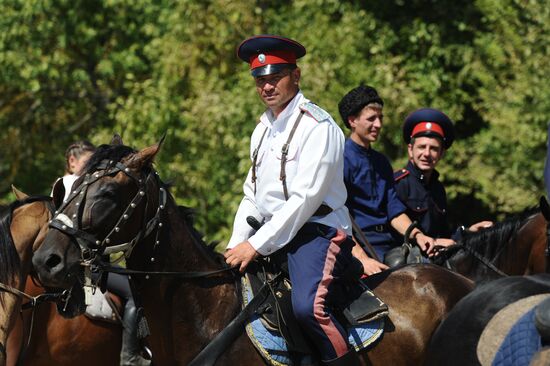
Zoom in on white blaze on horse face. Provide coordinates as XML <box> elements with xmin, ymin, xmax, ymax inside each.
<box><xmin>56</xmin><ymin>213</ymin><xmax>74</xmax><ymax>228</ymax></box>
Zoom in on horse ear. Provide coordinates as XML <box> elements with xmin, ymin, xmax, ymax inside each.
<box><xmin>11</xmin><ymin>185</ymin><xmax>28</xmax><ymax>200</ymax></box>
<box><xmin>110</xmin><ymin>134</ymin><xmax>124</xmax><ymax>146</ymax></box>
<box><xmin>126</xmin><ymin>137</ymin><xmax>165</xmax><ymax>170</ymax></box>
<box><xmin>540</xmin><ymin>196</ymin><xmax>550</xmax><ymax>222</ymax></box>
<box><xmin>51</xmin><ymin>179</ymin><xmax>66</xmax><ymax>209</ymax></box>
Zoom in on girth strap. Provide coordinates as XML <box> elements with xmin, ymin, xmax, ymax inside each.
<box><xmin>188</xmin><ymin>282</ymin><xmax>271</xmax><ymax>366</ymax></box>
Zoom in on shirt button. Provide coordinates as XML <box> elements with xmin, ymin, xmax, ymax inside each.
<box><xmin>267</xmin><ymin>248</ymin><xmax>272</xmax><ymax>253</ymax></box>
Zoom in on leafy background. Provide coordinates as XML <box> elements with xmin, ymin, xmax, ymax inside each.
<box><xmin>1</xmin><ymin>0</ymin><xmax>549</xmax><ymax>248</ymax></box>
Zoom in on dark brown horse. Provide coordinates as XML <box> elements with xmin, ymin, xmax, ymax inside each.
<box><xmin>425</xmin><ymin>274</ymin><xmax>550</xmax><ymax>366</ymax></box>
<box><xmin>433</xmin><ymin>201</ymin><xmax>550</xmax><ymax>282</ymax></box>
<box><xmin>32</xmin><ymin>138</ymin><xmax>474</xmax><ymax>365</ymax></box>
<box><xmin>0</xmin><ymin>191</ymin><xmax>120</xmax><ymax>366</ymax></box>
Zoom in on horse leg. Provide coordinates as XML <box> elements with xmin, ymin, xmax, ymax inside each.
<box><xmin>5</xmin><ymin>316</ymin><xmax>22</xmax><ymax>366</ymax></box>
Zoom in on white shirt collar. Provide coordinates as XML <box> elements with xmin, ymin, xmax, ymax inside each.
<box><xmin>259</xmin><ymin>90</ymin><xmax>305</xmax><ymax>128</ymax></box>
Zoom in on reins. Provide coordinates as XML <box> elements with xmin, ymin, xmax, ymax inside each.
<box><xmin>450</xmin><ymin>243</ymin><xmax>509</xmax><ymax>277</ymax></box>
<box><xmin>98</xmin><ymin>263</ymin><xmax>238</xmax><ymax>280</ymax></box>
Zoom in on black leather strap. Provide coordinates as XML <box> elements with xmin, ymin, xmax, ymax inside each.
<box><xmin>313</xmin><ymin>203</ymin><xmax>332</xmax><ymax>217</ymax></box>
<box><xmin>188</xmin><ymin>282</ymin><xmax>271</xmax><ymax>366</ymax></box>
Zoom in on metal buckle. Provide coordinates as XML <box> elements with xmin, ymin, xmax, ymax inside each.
<box><xmin>374</xmin><ymin>225</ymin><xmax>385</xmax><ymax>233</ymax></box>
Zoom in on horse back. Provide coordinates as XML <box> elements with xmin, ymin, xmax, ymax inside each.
<box><xmin>363</xmin><ymin>264</ymin><xmax>473</xmax><ymax>366</ymax></box>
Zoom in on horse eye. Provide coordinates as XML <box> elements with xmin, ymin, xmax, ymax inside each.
<box><xmin>95</xmin><ymin>186</ymin><xmax>118</xmax><ymax>201</ymax></box>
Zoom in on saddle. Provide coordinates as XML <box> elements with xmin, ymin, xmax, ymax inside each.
<box><xmin>245</xmin><ymin>256</ymin><xmax>388</xmax><ymax>358</ymax></box>
<box><xmin>383</xmin><ymin>222</ymin><xmax>426</xmax><ymax>268</ymax></box>
<box><xmin>383</xmin><ymin>243</ymin><xmax>425</xmax><ymax>268</ymax></box>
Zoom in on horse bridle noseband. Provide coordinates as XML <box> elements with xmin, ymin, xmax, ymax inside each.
<box><xmin>48</xmin><ymin>159</ymin><xmax>166</xmax><ymax>303</ymax></box>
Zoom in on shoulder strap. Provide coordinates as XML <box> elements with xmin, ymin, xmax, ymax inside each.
<box><xmin>300</xmin><ymin>102</ymin><xmax>331</xmax><ymax>122</ymax></box>
<box><xmin>394</xmin><ymin>168</ymin><xmax>410</xmax><ymax>182</ymax></box>
<box><xmin>251</xmin><ymin>126</ymin><xmax>268</xmax><ymax>195</ymax></box>
<box><xmin>280</xmin><ymin>111</ymin><xmax>305</xmax><ymax>200</ymax></box>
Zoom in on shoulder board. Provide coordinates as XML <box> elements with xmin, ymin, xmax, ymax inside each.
<box><xmin>394</xmin><ymin>168</ymin><xmax>410</xmax><ymax>182</ymax></box>
<box><xmin>300</xmin><ymin>102</ymin><xmax>331</xmax><ymax>122</ymax></box>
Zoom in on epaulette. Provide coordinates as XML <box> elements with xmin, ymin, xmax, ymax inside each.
<box><xmin>300</xmin><ymin>102</ymin><xmax>331</xmax><ymax>122</ymax></box>
<box><xmin>394</xmin><ymin>168</ymin><xmax>410</xmax><ymax>182</ymax></box>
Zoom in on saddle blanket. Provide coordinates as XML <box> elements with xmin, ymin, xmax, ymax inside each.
<box><xmin>242</xmin><ymin>277</ymin><xmax>384</xmax><ymax>366</ymax></box>
<box><xmin>477</xmin><ymin>294</ymin><xmax>550</xmax><ymax>366</ymax></box>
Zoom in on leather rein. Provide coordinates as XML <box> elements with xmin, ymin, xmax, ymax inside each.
<box><xmin>438</xmin><ymin>217</ymin><xmax>550</xmax><ymax>277</ymax></box>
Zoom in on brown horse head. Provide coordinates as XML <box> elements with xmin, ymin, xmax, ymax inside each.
<box><xmin>32</xmin><ymin>139</ymin><xmax>163</xmax><ymax>301</ymax></box>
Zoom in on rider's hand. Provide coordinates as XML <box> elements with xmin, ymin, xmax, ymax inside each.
<box><xmin>360</xmin><ymin>257</ymin><xmax>389</xmax><ymax>276</ymax></box>
<box><xmin>415</xmin><ymin>233</ymin><xmax>436</xmax><ymax>254</ymax></box>
<box><xmin>434</xmin><ymin>238</ymin><xmax>456</xmax><ymax>248</ymax></box>
<box><xmin>352</xmin><ymin>244</ymin><xmax>388</xmax><ymax>275</ymax></box>
<box><xmin>224</xmin><ymin>241</ymin><xmax>259</xmax><ymax>273</ymax></box>
<box><xmin>468</xmin><ymin>221</ymin><xmax>493</xmax><ymax>232</ymax></box>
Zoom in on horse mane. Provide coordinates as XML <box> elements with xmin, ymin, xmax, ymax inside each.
<box><xmin>176</xmin><ymin>205</ymin><xmax>227</xmax><ymax>266</ymax></box>
<box><xmin>83</xmin><ymin>144</ymin><xmax>137</xmax><ymax>174</ymax></box>
<box><xmin>0</xmin><ymin>195</ymin><xmax>52</xmax><ymax>307</ymax></box>
<box><xmin>457</xmin><ymin>205</ymin><xmax>540</xmax><ymax>263</ymax></box>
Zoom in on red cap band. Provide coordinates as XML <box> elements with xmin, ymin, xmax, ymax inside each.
<box><xmin>411</xmin><ymin>122</ymin><xmax>445</xmax><ymax>138</ymax></box>
<box><xmin>249</xmin><ymin>50</ymin><xmax>296</xmax><ymax>70</ymax></box>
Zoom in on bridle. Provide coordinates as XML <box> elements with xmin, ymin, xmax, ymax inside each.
<box><xmin>47</xmin><ymin>159</ymin><xmax>167</xmax><ymax>304</ymax></box>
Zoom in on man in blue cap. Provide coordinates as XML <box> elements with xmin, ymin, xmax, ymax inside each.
<box><xmin>394</xmin><ymin>108</ymin><xmax>492</xmax><ymax>247</ymax></box>
<box><xmin>225</xmin><ymin>35</ymin><xmax>367</xmax><ymax>365</ymax></box>
<box><xmin>339</xmin><ymin>85</ymin><xmax>436</xmax><ymax>266</ymax></box>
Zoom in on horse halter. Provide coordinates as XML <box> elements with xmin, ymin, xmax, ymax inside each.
<box><xmin>48</xmin><ymin>159</ymin><xmax>166</xmax><ymax>303</ymax></box>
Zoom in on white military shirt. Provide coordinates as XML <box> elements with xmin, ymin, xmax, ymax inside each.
<box><xmin>227</xmin><ymin>91</ymin><xmax>352</xmax><ymax>255</ymax></box>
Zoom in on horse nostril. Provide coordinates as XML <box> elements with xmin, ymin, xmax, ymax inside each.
<box><xmin>45</xmin><ymin>254</ymin><xmax>62</xmax><ymax>269</ymax></box>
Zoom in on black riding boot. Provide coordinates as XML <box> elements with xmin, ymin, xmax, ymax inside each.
<box><xmin>120</xmin><ymin>298</ymin><xmax>151</xmax><ymax>366</ymax></box>
<box><xmin>322</xmin><ymin>349</ymin><xmax>361</xmax><ymax>366</ymax></box>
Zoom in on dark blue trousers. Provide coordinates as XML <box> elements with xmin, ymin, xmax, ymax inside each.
<box><xmin>286</xmin><ymin>223</ymin><xmax>355</xmax><ymax>361</ymax></box>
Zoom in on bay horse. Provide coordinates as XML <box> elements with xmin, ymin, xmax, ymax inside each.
<box><xmin>425</xmin><ymin>274</ymin><xmax>550</xmax><ymax>366</ymax></box>
<box><xmin>0</xmin><ymin>191</ymin><xmax>120</xmax><ymax>366</ymax></box>
<box><xmin>433</xmin><ymin>201</ymin><xmax>550</xmax><ymax>282</ymax></box>
<box><xmin>31</xmin><ymin>138</ymin><xmax>474</xmax><ymax>365</ymax></box>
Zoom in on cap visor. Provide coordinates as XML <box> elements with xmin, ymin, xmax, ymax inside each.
<box><xmin>251</xmin><ymin>64</ymin><xmax>293</xmax><ymax>77</ymax></box>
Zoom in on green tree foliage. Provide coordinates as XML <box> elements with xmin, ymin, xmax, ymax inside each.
<box><xmin>1</xmin><ymin>0</ymin><xmax>549</xmax><ymax>244</ymax></box>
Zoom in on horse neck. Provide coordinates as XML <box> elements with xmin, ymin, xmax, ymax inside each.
<box><xmin>129</xmin><ymin>198</ymin><xmax>241</xmax><ymax>360</ymax></box>
<box><xmin>0</xmin><ymin>201</ymin><xmax>50</xmax><ymax>354</ymax></box>
<box><xmin>452</xmin><ymin>212</ymin><xmax>541</xmax><ymax>280</ymax></box>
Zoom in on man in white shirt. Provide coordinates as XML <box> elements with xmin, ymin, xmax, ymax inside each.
<box><xmin>224</xmin><ymin>35</ymin><xmax>361</xmax><ymax>365</ymax></box>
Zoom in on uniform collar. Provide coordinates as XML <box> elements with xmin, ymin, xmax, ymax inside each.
<box><xmin>407</xmin><ymin>160</ymin><xmax>439</xmax><ymax>184</ymax></box>
<box><xmin>259</xmin><ymin>90</ymin><xmax>305</xmax><ymax>128</ymax></box>
<box><xmin>347</xmin><ymin>138</ymin><xmax>372</xmax><ymax>156</ymax></box>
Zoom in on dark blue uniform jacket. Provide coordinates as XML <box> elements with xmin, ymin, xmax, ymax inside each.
<box><xmin>394</xmin><ymin>161</ymin><xmax>452</xmax><ymax>239</ymax></box>
<box><xmin>344</xmin><ymin>139</ymin><xmax>406</xmax><ymax>259</ymax></box>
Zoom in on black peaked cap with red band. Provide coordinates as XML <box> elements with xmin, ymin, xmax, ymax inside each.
<box><xmin>403</xmin><ymin>108</ymin><xmax>455</xmax><ymax>149</ymax></box>
<box><xmin>237</xmin><ymin>35</ymin><xmax>306</xmax><ymax>77</ymax></box>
